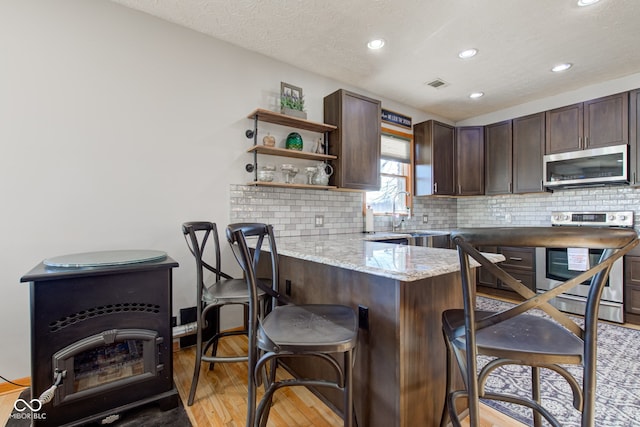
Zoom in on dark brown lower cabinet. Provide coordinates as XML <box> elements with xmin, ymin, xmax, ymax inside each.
<box><xmin>624</xmin><ymin>254</ymin><xmax>640</xmax><ymax>323</ymax></box>
<box><xmin>477</xmin><ymin>246</ymin><xmax>535</xmax><ymax>292</ymax></box>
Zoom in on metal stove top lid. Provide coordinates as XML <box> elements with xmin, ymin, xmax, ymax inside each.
<box><xmin>43</xmin><ymin>249</ymin><xmax>167</xmax><ymax>268</ymax></box>
<box><xmin>550</xmin><ymin>211</ymin><xmax>634</xmax><ymax>227</ymax></box>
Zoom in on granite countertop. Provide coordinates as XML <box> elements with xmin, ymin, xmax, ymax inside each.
<box><xmin>271</xmin><ymin>233</ymin><xmax>504</xmax><ymax>282</ymax></box>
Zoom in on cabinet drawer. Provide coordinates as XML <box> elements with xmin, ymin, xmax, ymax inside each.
<box><xmin>625</xmin><ymin>285</ymin><xmax>640</xmax><ymax>315</ymax></box>
<box><xmin>499</xmin><ymin>269</ymin><xmax>535</xmax><ymax>292</ymax></box>
<box><xmin>500</xmin><ymin>247</ymin><xmax>535</xmax><ymax>270</ymax></box>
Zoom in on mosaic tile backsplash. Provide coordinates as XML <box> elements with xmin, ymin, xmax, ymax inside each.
<box><xmin>230</xmin><ymin>185</ymin><xmax>640</xmax><ymax>236</ymax></box>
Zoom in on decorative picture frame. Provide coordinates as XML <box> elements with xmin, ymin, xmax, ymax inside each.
<box><xmin>280</xmin><ymin>82</ymin><xmax>306</xmax><ymax>118</ymax></box>
<box><xmin>281</xmin><ymin>82</ymin><xmax>303</xmax><ymax>105</ymax></box>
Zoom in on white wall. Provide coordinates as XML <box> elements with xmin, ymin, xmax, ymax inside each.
<box><xmin>0</xmin><ymin>0</ymin><xmax>436</xmax><ymax>379</ymax></box>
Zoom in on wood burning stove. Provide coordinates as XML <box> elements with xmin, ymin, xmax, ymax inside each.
<box><xmin>20</xmin><ymin>250</ymin><xmax>179</xmax><ymax>427</ymax></box>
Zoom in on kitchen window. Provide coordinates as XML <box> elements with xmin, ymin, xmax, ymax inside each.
<box><xmin>366</xmin><ymin>130</ymin><xmax>412</xmax><ymax>214</ymax></box>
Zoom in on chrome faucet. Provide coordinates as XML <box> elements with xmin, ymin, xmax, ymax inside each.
<box><xmin>392</xmin><ymin>191</ymin><xmax>411</xmax><ymax>231</ymax></box>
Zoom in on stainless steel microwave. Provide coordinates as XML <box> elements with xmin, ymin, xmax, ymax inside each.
<box><xmin>543</xmin><ymin>144</ymin><xmax>628</xmax><ymax>190</ymax></box>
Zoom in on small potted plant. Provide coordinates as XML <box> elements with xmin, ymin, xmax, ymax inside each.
<box><xmin>280</xmin><ymin>82</ymin><xmax>307</xmax><ymax>119</ymax></box>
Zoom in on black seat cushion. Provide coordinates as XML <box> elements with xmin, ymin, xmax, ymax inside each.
<box><xmin>443</xmin><ymin>309</ymin><xmax>584</xmax><ymax>365</ymax></box>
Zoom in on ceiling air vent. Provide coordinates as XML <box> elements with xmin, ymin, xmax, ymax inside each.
<box><xmin>425</xmin><ymin>78</ymin><xmax>449</xmax><ymax>89</ymax></box>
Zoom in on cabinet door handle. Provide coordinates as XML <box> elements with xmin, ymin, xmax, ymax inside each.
<box><xmin>508</xmin><ymin>182</ymin><xmax>512</xmax><ymax>193</ymax></box>
<box><xmin>585</xmin><ymin>136</ymin><xmax>589</xmax><ymax>147</ymax></box>
<box><xmin>434</xmin><ymin>182</ymin><xmax>438</xmax><ymax>193</ymax></box>
<box><xmin>578</xmin><ymin>136</ymin><xmax>582</xmax><ymax>148</ymax></box>
<box><xmin>509</xmin><ymin>257</ymin><xmax>523</xmax><ymax>261</ymax></box>
<box><xmin>540</xmin><ymin>180</ymin><xmax>543</xmax><ymax>190</ymax></box>
<box><xmin>458</xmin><ymin>184</ymin><xmax>461</xmax><ymax>194</ymax></box>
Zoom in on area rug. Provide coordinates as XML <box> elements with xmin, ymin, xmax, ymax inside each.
<box><xmin>5</xmin><ymin>388</ymin><xmax>191</xmax><ymax>426</ymax></box>
<box><xmin>475</xmin><ymin>296</ymin><xmax>640</xmax><ymax>426</ymax></box>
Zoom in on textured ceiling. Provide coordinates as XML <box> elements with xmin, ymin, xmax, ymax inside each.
<box><xmin>110</xmin><ymin>0</ymin><xmax>640</xmax><ymax>122</ymax></box>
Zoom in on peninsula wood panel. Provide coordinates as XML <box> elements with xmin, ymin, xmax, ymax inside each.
<box><xmin>270</xmin><ymin>255</ymin><xmax>466</xmax><ymax>427</ymax></box>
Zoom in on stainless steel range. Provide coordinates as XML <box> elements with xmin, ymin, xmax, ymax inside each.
<box><xmin>535</xmin><ymin>211</ymin><xmax>634</xmax><ymax>323</ymax></box>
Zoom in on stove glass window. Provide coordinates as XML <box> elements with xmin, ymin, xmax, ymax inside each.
<box><xmin>73</xmin><ymin>339</ymin><xmax>145</xmax><ymax>392</ymax></box>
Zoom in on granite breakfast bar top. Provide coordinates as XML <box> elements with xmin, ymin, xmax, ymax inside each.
<box><xmin>272</xmin><ymin>233</ymin><xmax>505</xmax><ymax>282</ymax></box>
<box><xmin>266</xmin><ymin>232</ymin><xmax>505</xmax><ymax>426</ymax></box>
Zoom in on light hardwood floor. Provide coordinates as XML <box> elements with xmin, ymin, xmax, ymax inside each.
<box><xmin>1</xmin><ymin>334</ymin><xmax>524</xmax><ymax>427</ymax></box>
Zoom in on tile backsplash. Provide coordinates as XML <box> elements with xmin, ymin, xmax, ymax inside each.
<box><xmin>457</xmin><ymin>186</ymin><xmax>640</xmax><ymax>231</ymax></box>
<box><xmin>230</xmin><ymin>185</ymin><xmax>362</xmax><ymax>237</ymax></box>
<box><xmin>230</xmin><ymin>184</ymin><xmax>640</xmax><ymax>236</ymax></box>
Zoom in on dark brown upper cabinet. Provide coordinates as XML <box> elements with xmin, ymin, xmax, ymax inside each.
<box><xmin>413</xmin><ymin>120</ymin><xmax>455</xmax><ymax>196</ymax></box>
<box><xmin>512</xmin><ymin>112</ymin><xmax>545</xmax><ymax>193</ymax></box>
<box><xmin>455</xmin><ymin>126</ymin><xmax>484</xmax><ymax>196</ymax></box>
<box><xmin>324</xmin><ymin>89</ymin><xmax>381</xmax><ymax>190</ymax></box>
<box><xmin>485</xmin><ymin>113</ymin><xmax>545</xmax><ymax>195</ymax></box>
<box><xmin>485</xmin><ymin>120</ymin><xmax>513</xmax><ymax>195</ymax></box>
<box><xmin>630</xmin><ymin>89</ymin><xmax>640</xmax><ymax>185</ymax></box>
<box><xmin>545</xmin><ymin>92</ymin><xmax>628</xmax><ymax>154</ymax></box>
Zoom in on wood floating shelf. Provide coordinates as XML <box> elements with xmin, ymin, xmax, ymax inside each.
<box><xmin>247</xmin><ymin>108</ymin><xmax>337</xmax><ymax>133</ymax></box>
<box><xmin>247</xmin><ymin>181</ymin><xmax>337</xmax><ymax>190</ymax></box>
<box><xmin>247</xmin><ymin>145</ymin><xmax>337</xmax><ymax>161</ymax></box>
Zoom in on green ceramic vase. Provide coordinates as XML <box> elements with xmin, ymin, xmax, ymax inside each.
<box><xmin>285</xmin><ymin>132</ymin><xmax>303</xmax><ymax>151</ymax></box>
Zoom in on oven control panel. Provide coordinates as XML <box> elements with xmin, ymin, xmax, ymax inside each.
<box><xmin>551</xmin><ymin>211</ymin><xmax>634</xmax><ymax>227</ymax></box>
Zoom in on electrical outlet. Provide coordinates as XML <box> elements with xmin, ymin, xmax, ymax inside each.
<box><xmin>423</xmin><ymin>214</ymin><xmax>429</xmax><ymax>223</ymax></box>
<box><xmin>315</xmin><ymin>215</ymin><xmax>324</xmax><ymax>227</ymax></box>
<box><xmin>358</xmin><ymin>305</ymin><xmax>369</xmax><ymax>330</ymax></box>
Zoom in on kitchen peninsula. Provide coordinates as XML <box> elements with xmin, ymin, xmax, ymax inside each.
<box><xmin>261</xmin><ymin>234</ymin><xmax>504</xmax><ymax>427</ymax></box>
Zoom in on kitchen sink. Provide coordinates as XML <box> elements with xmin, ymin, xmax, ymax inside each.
<box><xmin>375</xmin><ymin>230</ymin><xmax>452</xmax><ymax>248</ymax></box>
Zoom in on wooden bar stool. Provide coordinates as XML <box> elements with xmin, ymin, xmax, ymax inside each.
<box><xmin>226</xmin><ymin>222</ymin><xmax>359</xmax><ymax>427</ymax></box>
<box><xmin>441</xmin><ymin>226</ymin><xmax>638</xmax><ymax>427</ymax></box>
<box><xmin>181</xmin><ymin>221</ymin><xmax>266</xmax><ymax>406</ymax></box>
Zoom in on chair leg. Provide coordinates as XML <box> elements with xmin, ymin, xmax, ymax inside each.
<box><xmin>208</xmin><ymin>307</ymin><xmax>221</xmax><ymax>371</ymax></box>
<box><xmin>188</xmin><ymin>322</ymin><xmax>204</xmax><ymax>406</ymax></box>
<box><xmin>343</xmin><ymin>349</ymin><xmax>354</xmax><ymax>427</ymax></box>
<box><xmin>440</xmin><ymin>331</ymin><xmax>454</xmax><ymax>427</ymax></box>
<box><xmin>532</xmin><ymin>366</ymin><xmax>542</xmax><ymax>427</ymax></box>
<box><xmin>246</xmin><ymin>373</ymin><xmax>256</xmax><ymax>427</ymax></box>
<box><xmin>257</xmin><ymin>359</ymin><xmax>278</xmax><ymax>427</ymax></box>
<box><xmin>208</xmin><ymin>338</ymin><xmax>219</xmax><ymax>371</ymax></box>
<box><xmin>582</xmin><ymin>355</ymin><xmax>597</xmax><ymax>426</ymax></box>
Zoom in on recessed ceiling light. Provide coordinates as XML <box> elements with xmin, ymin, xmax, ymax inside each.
<box><xmin>552</xmin><ymin>63</ymin><xmax>573</xmax><ymax>72</ymax></box>
<box><xmin>469</xmin><ymin>92</ymin><xmax>484</xmax><ymax>99</ymax></box>
<box><xmin>577</xmin><ymin>0</ymin><xmax>600</xmax><ymax>6</ymax></box>
<box><xmin>458</xmin><ymin>48</ymin><xmax>478</xmax><ymax>59</ymax></box>
<box><xmin>367</xmin><ymin>39</ymin><xmax>385</xmax><ymax>50</ymax></box>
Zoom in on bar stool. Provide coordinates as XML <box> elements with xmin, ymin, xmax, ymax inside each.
<box><xmin>226</xmin><ymin>222</ymin><xmax>358</xmax><ymax>427</ymax></box>
<box><xmin>441</xmin><ymin>226</ymin><xmax>638</xmax><ymax>427</ymax></box>
<box><xmin>181</xmin><ymin>221</ymin><xmax>266</xmax><ymax>406</ymax></box>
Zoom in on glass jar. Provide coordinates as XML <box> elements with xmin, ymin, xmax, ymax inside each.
<box><xmin>257</xmin><ymin>164</ymin><xmax>276</xmax><ymax>182</ymax></box>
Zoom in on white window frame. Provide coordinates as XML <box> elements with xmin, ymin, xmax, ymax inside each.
<box><xmin>365</xmin><ymin>128</ymin><xmax>413</xmax><ymax>215</ymax></box>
